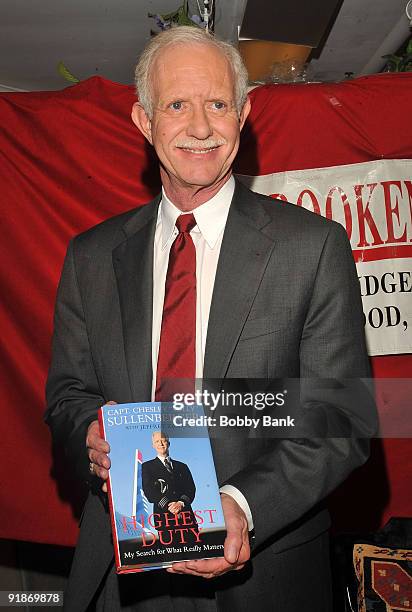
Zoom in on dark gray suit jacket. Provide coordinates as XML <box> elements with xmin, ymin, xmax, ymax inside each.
<box><xmin>141</xmin><ymin>457</ymin><xmax>196</xmax><ymax>515</ymax></box>
<box><xmin>45</xmin><ymin>180</ymin><xmax>376</xmax><ymax>610</ymax></box>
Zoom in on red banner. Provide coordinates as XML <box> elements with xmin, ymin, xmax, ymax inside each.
<box><xmin>0</xmin><ymin>74</ymin><xmax>411</xmax><ymax>545</ymax></box>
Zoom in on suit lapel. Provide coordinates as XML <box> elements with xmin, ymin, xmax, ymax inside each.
<box><xmin>156</xmin><ymin>457</ymin><xmax>166</xmax><ymax>470</ymax></box>
<box><xmin>112</xmin><ymin>197</ymin><xmax>160</xmax><ymax>401</ymax></box>
<box><xmin>204</xmin><ymin>181</ymin><xmax>277</xmax><ymax>380</ymax></box>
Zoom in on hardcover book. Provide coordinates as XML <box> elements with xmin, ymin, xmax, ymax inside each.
<box><xmin>99</xmin><ymin>402</ymin><xmax>226</xmax><ymax>572</ymax></box>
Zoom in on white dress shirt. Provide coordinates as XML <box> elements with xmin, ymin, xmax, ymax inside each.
<box><xmin>151</xmin><ymin>176</ymin><xmax>253</xmax><ymax>530</ymax></box>
<box><xmin>157</xmin><ymin>455</ymin><xmax>172</xmax><ymax>468</ymax></box>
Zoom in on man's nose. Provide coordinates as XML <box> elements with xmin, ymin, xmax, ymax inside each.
<box><xmin>187</xmin><ymin>105</ymin><xmax>213</xmax><ymax>140</ymax></box>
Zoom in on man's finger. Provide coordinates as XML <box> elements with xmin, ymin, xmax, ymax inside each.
<box><xmin>220</xmin><ymin>493</ymin><xmax>250</xmax><ymax>566</ymax></box>
<box><xmin>86</xmin><ymin>420</ymin><xmax>110</xmax><ymax>453</ymax></box>
<box><xmin>234</xmin><ymin>563</ymin><xmax>245</xmax><ymax>571</ymax></box>
<box><xmin>167</xmin><ymin>566</ymin><xmax>215</xmax><ymax>579</ymax></box>
<box><xmin>88</xmin><ymin>450</ymin><xmax>111</xmax><ymax>470</ymax></box>
<box><xmin>222</xmin><ymin>512</ymin><xmax>243</xmax><ymax>565</ymax></box>
<box><xmin>94</xmin><ymin>465</ymin><xmax>109</xmax><ymax>480</ymax></box>
<box><xmin>88</xmin><ymin>437</ymin><xmax>110</xmax><ymax>453</ymax></box>
<box><xmin>88</xmin><ymin>460</ymin><xmax>109</xmax><ymax>484</ymax></box>
<box><xmin>185</xmin><ymin>559</ymin><xmax>227</xmax><ymax>573</ymax></box>
<box><xmin>169</xmin><ymin>557</ymin><xmax>233</xmax><ymax>578</ymax></box>
<box><xmin>224</xmin><ymin>530</ymin><xmax>242</xmax><ymax>565</ymax></box>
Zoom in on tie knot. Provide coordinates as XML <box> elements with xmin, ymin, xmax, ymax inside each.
<box><xmin>176</xmin><ymin>213</ymin><xmax>196</xmax><ymax>234</ymax></box>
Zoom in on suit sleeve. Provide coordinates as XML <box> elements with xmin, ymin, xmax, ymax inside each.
<box><xmin>224</xmin><ymin>222</ymin><xmax>378</xmax><ymax>548</ymax></box>
<box><xmin>177</xmin><ymin>463</ymin><xmax>196</xmax><ymax>506</ymax></box>
<box><xmin>45</xmin><ymin>239</ymin><xmax>105</xmax><ymax>482</ymax></box>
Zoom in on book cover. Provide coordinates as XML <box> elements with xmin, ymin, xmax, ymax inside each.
<box><xmin>99</xmin><ymin>402</ymin><xmax>226</xmax><ymax>573</ymax></box>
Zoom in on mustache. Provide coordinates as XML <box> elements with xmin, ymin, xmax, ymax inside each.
<box><xmin>175</xmin><ymin>138</ymin><xmax>227</xmax><ymax>149</ymax></box>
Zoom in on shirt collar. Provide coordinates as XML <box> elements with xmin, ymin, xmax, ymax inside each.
<box><xmin>157</xmin><ymin>454</ymin><xmax>170</xmax><ymax>463</ymax></box>
<box><xmin>159</xmin><ymin>176</ymin><xmax>235</xmax><ymax>249</ymax></box>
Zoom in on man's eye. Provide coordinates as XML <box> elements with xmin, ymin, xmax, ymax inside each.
<box><xmin>212</xmin><ymin>101</ymin><xmax>226</xmax><ymax>110</ymax></box>
<box><xmin>170</xmin><ymin>101</ymin><xmax>183</xmax><ymax>110</ymax></box>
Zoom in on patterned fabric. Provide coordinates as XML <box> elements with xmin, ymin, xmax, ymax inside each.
<box><xmin>353</xmin><ymin>543</ymin><xmax>412</xmax><ymax>611</ymax></box>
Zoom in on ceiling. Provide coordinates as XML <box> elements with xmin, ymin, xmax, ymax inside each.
<box><xmin>0</xmin><ymin>0</ymin><xmax>410</xmax><ymax>92</ymax></box>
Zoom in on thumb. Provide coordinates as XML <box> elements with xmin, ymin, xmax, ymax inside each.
<box><xmin>224</xmin><ymin>522</ymin><xmax>241</xmax><ymax>564</ymax></box>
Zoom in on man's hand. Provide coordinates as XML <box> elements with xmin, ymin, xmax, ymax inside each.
<box><xmin>167</xmin><ymin>492</ymin><xmax>250</xmax><ymax>578</ymax></box>
<box><xmin>86</xmin><ymin>412</ymin><xmax>112</xmax><ymax>492</ymax></box>
<box><xmin>168</xmin><ymin>501</ymin><xmax>184</xmax><ymax>514</ymax></box>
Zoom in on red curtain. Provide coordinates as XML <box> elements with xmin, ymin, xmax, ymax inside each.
<box><xmin>0</xmin><ymin>74</ymin><xmax>410</xmax><ymax>546</ymax></box>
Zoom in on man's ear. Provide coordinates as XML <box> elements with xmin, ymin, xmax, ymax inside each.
<box><xmin>239</xmin><ymin>96</ymin><xmax>251</xmax><ymax>131</ymax></box>
<box><xmin>131</xmin><ymin>101</ymin><xmax>153</xmax><ymax>145</ymax></box>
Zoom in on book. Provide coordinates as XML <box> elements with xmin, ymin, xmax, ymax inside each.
<box><xmin>98</xmin><ymin>402</ymin><xmax>226</xmax><ymax>573</ymax></box>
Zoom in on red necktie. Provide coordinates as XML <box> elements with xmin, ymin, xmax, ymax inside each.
<box><xmin>155</xmin><ymin>214</ymin><xmax>197</xmax><ymax>401</ymax></box>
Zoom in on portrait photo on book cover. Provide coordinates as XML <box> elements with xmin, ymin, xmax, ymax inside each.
<box><xmin>141</xmin><ymin>431</ymin><xmax>200</xmax><ymax>546</ymax></box>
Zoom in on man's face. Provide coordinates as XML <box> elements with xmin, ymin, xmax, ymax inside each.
<box><xmin>152</xmin><ymin>432</ymin><xmax>170</xmax><ymax>456</ymax></box>
<box><xmin>132</xmin><ymin>43</ymin><xmax>250</xmax><ymax>194</ymax></box>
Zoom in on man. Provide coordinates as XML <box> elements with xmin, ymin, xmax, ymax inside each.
<box><xmin>142</xmin><ymin>431</ymin><xmax>198</xmax><ymax>543</ymax></box>
<box><xmin>45</xmin><ymin>26</ymin><xmax>375</xmax><ymax>611</ymax></box>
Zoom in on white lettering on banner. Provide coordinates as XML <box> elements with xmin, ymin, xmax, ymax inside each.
<box><xmin>236</xmin><ymin>159</ymin><xmax>412</xmax><ymax>356</ymax></box>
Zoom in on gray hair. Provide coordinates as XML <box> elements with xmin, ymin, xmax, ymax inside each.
<box><xmin>134</xmin><ymin>26</ymin><xmax>249</xmax><ymax>118</ymax></box>
<box><xmin>152</xmin><ymin>430</ymin><xmax>169</xmax><ymax>442</ymax></box>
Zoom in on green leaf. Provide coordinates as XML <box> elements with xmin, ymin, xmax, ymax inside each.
<box><xmin>57</xmin><ymin>61</ymin><xmax>80</xmax><ymax>83</ymax></box>
<box><xmin>161</xmin><ymin>7</ymin><xmax>182</xmax><ymax>20</ymax></box>
<box><xmin>177</xmin><ymin>6</ymin><xmax>193</xmax><ymax>25</ymax></box>
<box><xmin>161</xmin><ymin>1</ymin><xmax>195</xmax><ymax>26</ymax></box>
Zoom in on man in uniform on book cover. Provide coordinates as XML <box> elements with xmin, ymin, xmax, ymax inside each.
<box><xmin>142</xmin><ymin>431</ymin><xmax>199</xmax><ymax>543</ymax></box>
<box><xmin>45</xmin><ymin>24</ymin><xmax>376</xmax><ymax>612</ymax></box>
